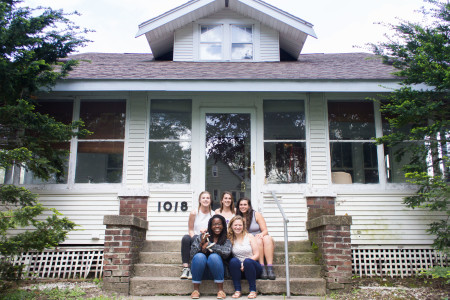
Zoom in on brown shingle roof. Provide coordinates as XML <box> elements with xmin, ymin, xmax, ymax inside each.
<box><xmin>64</xmin><ymin>52</ymin><xmax>398</xmax><ymax>80</ymax></box>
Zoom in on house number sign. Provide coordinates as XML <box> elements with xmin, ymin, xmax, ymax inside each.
<box><xmin>158</xmin><ymin>201</ymin><xmax>188</xmax><ymax>212</ymax></box>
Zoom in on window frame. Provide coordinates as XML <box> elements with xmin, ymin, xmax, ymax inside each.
<box><xmin>263</xmin><ymin>99</ymin><xmax>308</xmax><ymax>185</ymax></box>
<box><xmin>327</xmin><ymin>98</ymin><xmax>390</xmax><ymax>186</ymax></box>
<box><xmin>194</xmin><ymin>19</ymin><xmax>259</xmax><ymax>61</ymax></box>
<box><xmin>147</xmin><ymin>98</ymin><xmax>193</xmax><ymax>185</ymax></box>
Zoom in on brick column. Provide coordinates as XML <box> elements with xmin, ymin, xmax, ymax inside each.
<box><xmin>119</xmin><ymin>196</ymin><xmax>148</xmax><ymax>219</ymax></box>
<box><xmin>103</xmin><ymin>215</ymin><xmax>148</xmax><ymax>295</ymax></box>
<box><xmin>306</xmin><ymin>215</ymin><xmax>353</xmax><ymax>290</ymax></box>
<box><xmin>306</xmin><ymin>196</ymin><xmax>336</xmax><ymax>219</ymax></box>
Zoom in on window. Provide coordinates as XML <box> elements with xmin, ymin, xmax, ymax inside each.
<box><xmin>264</xmin><ymin>100</ymin><xmax>306</xmax><ymax>183</ymax></box>
<box><xmin>149</xmin><ymin>100</ymin><xmax>192</xmax><ymax>183</ymax></box>
<box><xmin>328</xmin><ymin>101</ymin><xmax>378</xmax><ymax>184</ymax></box>
<box><xmin>199</xmin><ymin>24</ymin><xmax>254</xmax><ymax>61</ymax></box>
<box><xmin>212</xmin><ymin>165</ymin><xmax>218</xmax><ymax>177</ymax></box>
<box><xmin>75</xmin><ymin>100</ymin><xmax>126</xmax><ymax>183</ymax></box>
<box><xmin>16</xmin><ymin>100</ymin><xmax>73</xmax><ymax>184</ymax></box>
<box><xmin>200</xmin><ymin>25</ymin><xmax>223</xmax><ymax>60</ymax></box>
<box><xmin>231</xmin><ymin>25</ymin><xmax>253</xmax><ymax>60</ymax></box>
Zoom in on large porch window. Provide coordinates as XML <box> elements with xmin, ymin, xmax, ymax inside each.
<box><xmin>263</xmin><ymin>100</ymin><xmax>306</xmax><ymax>183</ymax></box>
<box><xmin>328</xmin><ymin>101</ymin><xmax>378</xmax><ymax>184</ymax></box>
<box><xmin>75</xmin><ymin>100</ymin><xmax>126</xmax><ymax>183</ymax></box>
<box><xmin>148</xmin><ymin>100</ymin><xmax>192</xmax><ymax>183</ymax></box>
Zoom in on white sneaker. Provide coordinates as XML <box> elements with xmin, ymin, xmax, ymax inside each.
<box><xmin>180</xmin><ymin>267</ymin><xmax>189</xmax><ymax>279</ymax></box>
<box><xmin>188</xmin><ymin>269</ymin><xmax>192</xmax><ymax>280</ymax></box>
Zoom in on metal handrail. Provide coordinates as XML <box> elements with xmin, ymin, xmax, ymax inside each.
<box><xmin>270</xmin><ymin>191</ymin><xmax>290</xmax><ymax>298</ymax></box>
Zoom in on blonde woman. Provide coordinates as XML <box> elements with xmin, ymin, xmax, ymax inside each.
<box><xmin>180</xmin><ymin>191</ymin><xmax>213</xmax><ymax>279</ymax></box>
<box><xmin>227</xmin><ymin>215</ymin><xmax>261</xmax><ymax>299</ymax></box>
<box><xmin>214</xmin><ymin>191</ymin><xmax>236</xmax><ymax>225</ymax></box>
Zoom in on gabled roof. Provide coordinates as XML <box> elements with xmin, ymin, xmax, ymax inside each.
<box><xmin>135</xmin><ymin>0</ymin><xmax>317</xmax><ymax>59</ymax></box>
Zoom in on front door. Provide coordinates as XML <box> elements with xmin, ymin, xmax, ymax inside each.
<box><xmin>202</xmin><ymin>109</ymin><xmax>256</xmax><ymax>210</ymax></box>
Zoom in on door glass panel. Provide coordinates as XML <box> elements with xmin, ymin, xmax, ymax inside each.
<box><xmin>205</xmin><ymin>113</ymin><xmax>251</xmax><ymax>210</ymax></box>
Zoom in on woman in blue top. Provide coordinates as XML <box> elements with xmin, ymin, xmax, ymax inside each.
<box><xmin>189</xmin><ymin>214</ymin><xmax>232</xmax><ymax>299</ymax></box>
<box><xmin>236</xmin><ymin>197</ymin><xmax>276</xmax><ymax>280</ymax></box>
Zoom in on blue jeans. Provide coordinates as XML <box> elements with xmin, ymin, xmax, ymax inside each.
<box><xmin>229</xmin><ymin>257</ymin><xmax>262</xmax><ymax>292</ymax></box>
<box><xmin>191</xmin><ymin>253</ymin><xmax>225</xmax><ymax>284</ymax></box>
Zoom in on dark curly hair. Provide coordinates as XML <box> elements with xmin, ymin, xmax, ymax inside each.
<box><xmin>207</xmin><ymin>214</ymin><xmax>228</xmax><ymax>245</ymax></box>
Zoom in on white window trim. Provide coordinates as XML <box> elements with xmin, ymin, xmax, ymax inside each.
<box><xmin>194</xmin><ymin>18</ymin><xmax>260</xmax><ymax>61</ymax></box>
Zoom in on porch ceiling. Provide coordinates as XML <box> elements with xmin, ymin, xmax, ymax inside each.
<box><xmin>135</xmin><ymin>0</ymin><xmax>316</xmax><ymax>59</ymax></box>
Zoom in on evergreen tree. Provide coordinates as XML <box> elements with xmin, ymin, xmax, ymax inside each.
<box><xmin>0</xmin><ymin>0</ymin><xmax>90</xmax><ymax>284</ymax></box>
<box><xmin>370</xmin><ymin>0</ymin><xmax>449</xmax><ymax>254</ymax></box>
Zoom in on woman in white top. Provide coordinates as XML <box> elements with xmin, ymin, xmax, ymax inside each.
<box><xmin>180</xmin><ymin>191</ymin><xmax>213</xmax><ymax>279</ymax></box>
<box><xmin>214</xmin><ymin>191</ymin><xmax>236</xmax><ymax>226</ymax></box>
<box><xmin>227</xmin><ymin>215</ymin><xmax>261</xmax><ymax>299</ymax></box>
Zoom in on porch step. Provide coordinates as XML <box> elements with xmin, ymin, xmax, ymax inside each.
<box><xmin>134</xmin><ymin>263</ymin><xmax>321</xmax><ymax>278</ymax></box>
<box><xmin>130</xmin><ymin>277</ymin><xmax>326</xmax><ymax>296</ymax></box>
<box><xmin>130</xmin><ymin>240</ymin><xmax>326</xmax><ymax>296</ymax></box>
<box><xmin>142</xmin><ymin>240</ymin><xmax>313</xmax><ymax>253</ymax></box>
<box><xmin>139</xmin><ymin>251</ymin><xmax>316</xmax><ymax>265</ymax></box>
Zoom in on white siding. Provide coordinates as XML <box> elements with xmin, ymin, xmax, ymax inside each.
<box><xmin>146</xmin><ymin>190</ymin><xmax>194</xmax><ymax>240</ymax></box>
<box><xmin>335</xmin><ymin>191</ymin><xmax>447</xmax><ymax>246</ymax></box>
<box><xmin>174</xmin><ymin>24</ymin><xmax>194</xmax><ymax>62</ymax></box>
<box><xmin>19</xmin><ymin>192</ymin><xmax>119</xmax><ymax>245</ymax></box>
<box><xmin>125</xmin><ymin>93</ymin><xmax>147</xmax><ymax>187</ymax></box>
<box><xmin>262</xmin><ymin>192</ymin><xmax>308</xmax><ymax>241</ymax></box>
<box><xmin>259</xmin><ymin>24</ymin><xmax>279</xmax><ymax>62</ymax></box>
<box><xmin>308</xmin><ymin>93</ymin><xmax>330</xmax><ymax>188</ymax></box>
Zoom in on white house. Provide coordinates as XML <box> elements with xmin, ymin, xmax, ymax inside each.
<box><xmin>4</xmin><ymin>0</ymin><xmax>446</xmax><ymax>278</ymax></box>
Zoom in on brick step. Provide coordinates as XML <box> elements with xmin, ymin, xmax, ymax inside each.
<box><xmin>129</xmin><ymin>277</ymin><xmax>326</xmax><ymax>296</ymax></box>
<box><xmin>133</xmin><ymin>263</ymin><xmax>321</xmax><ymax>278</ymax></box>
<box><xmin>139</xmin><ymin>251</ymin><xmax>317</xmax><ymax>265</ymax></box>
<box><xmin>142</xmin><ymin>240</ymin><xmax>312</xmax><ymax>253</ymax></box>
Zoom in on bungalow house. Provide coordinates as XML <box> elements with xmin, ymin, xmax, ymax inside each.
<box><xmin>4</xmin><ymin>0</ymin><xmax>446</xmax><ymax>290</ymax></box>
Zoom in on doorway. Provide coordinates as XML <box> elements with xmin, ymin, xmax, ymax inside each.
<box><xmin>202</xmin><ymin>109</ymin><xmax>256</xmax><ymax>210</ymax></box>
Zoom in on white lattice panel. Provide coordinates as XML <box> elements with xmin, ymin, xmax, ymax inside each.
<box><xmin>9</xmin><ymin>247</ymin><xmax>103</xmax><ymax>279</ymax></box>
<box><xmin>352</xmin><ymin>248</ymin><xmax>448</xmax><ymax>278</ymax></box>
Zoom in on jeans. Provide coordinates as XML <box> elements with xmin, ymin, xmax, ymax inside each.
<box><xmin>190</xmin><ymin>253</ymin><xmax>225</xmax><ymax>284</ymax></box>
<box><xmin>229</xmin><ymin>257</ymin><xmax>262</xmax><ymax>292</ymax></box>
<box><xmin>181</xmin><ymin>234</ymin><xmax>195</xmax><ymax>265</ymax></box>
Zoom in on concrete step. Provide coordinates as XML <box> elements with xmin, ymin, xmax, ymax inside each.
<box><xmin>130</xmin><ymin>277</ymin><xmax>326</xmax><ymax>296</ymax></box>
<box><xmin>139</xmin><ymin>252</ymin><xmax>317</xmax><ymax>265</ymax></box>
<box><xmin>142</xmin><ymin>240</ymin><xmax>312</xmax><ymax>253</ymax></box>
<box><xmin>134</xmin><ymin>263</ymin><xmax>321</xmax><ymax>278</ymax></box>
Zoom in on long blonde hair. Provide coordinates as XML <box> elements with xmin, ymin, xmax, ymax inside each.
<box><xmin>227</xmin><ymin>215</ymin><xmax>248</xmax><ymax>245</ymax></box>
<box><xmin>197</xmin><ymin>191</ymin><xmax>212</xmax><ymax>213</ymax></box>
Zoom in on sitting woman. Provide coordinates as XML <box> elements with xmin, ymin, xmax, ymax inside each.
<box><xmin>236</xmin><ymin>197</ymin><xmax>276</xmax><ymax>280</ymax></box>
<box><xmin>214</xmin><ymin>191</ymin><xmax>236</xmax><ymax>226</ymax></box>
<box><xmin>228</xmin><ymin>215</ymin><xmax>261</xmax><ymax>299</ymax></box>
<box><xmin>190</xmin><ymin>214</ymin><xmax>232</xmax><ymax>299</ymax></box>
<box><xmin>180</xmin><ymin>191</ymin><xmax>213</xmax><ymax>280</ymax></box>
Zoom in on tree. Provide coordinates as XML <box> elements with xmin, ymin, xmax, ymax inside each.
<box><xmin>0</xmin><ymin>0</ymin><xmax>90</xmax><ymax>284</ymax></box>
<box><xmin>370</xmin><ymin>0</ymin><xmax>449</xmax><ymax>254</ymax></box>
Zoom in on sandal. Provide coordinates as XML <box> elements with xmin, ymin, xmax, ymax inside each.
<box><xmin>248</xmin><ymin>291</ymin><xmax>257</xmax><ymax>299</ymax></box>
<box><xmin>232</xmin><ymin>291</ymin><xmax>242</xmax><ymax>298</ymax></box>
<box><xmin>191</xmin><ymin>290</ymin><xmax>200</xmax><ymax>299</ymax></box>
<box><xmin>217</xmin><ymin>290</ymin><xmax>226</xmax><ymax>299</ymax></box>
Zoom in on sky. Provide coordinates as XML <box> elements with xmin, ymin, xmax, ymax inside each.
<box><xmin>25</xmin><ymin>0</ymin><xmax>430</xmax><ymax>55</ymax></box>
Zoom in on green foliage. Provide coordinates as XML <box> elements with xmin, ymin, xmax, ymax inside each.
<box><xmin>420</xmin><ymin>266</ymin><xmax>450</xmax><ymax>284</ymax></box>
<box><xmin>370</xmin><ymin>0</ymin><xmax>450</xmax><ymax>254</ymax></box>
<box><xmin>0</xmin><ymin>0</ymin><xmax>90</xmax><ymax>284</ymax></box>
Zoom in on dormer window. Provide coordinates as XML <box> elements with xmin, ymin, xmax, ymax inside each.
<box><xmin>231</xmin><ymin>25</ymin><xmax>253</xmax><ymax>60</ymax></box>
<box><xmin>200</xmin><ymin>25</ymin><xmax>223</xmax><ymax>60</ymax></box>
<box><xmin>198</xmin><ymin>23</ymin><xmax>254</xmax><ymax>61</ymax></box>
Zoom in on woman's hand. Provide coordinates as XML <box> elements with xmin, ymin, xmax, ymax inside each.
<box><xmin>240</xmin><ymin>262</ymin><xmax>244</xmax><ymax>272</ymax></box>
<box><xmin>255</xmin><ymin>233</ymin><xmax>264</xmax><ymax>240</ymax></box>
<box><xmin>200</xmin><ymin>232</ymin><xmax>210</xmax><ymax>252</ymax></box>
